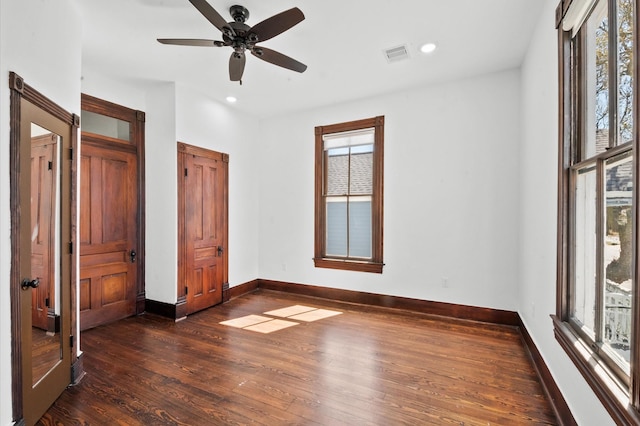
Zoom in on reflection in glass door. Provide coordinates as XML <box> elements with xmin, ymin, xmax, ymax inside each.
<box><xmin>29</xmin><ymin>124</ymin><xmax>62</xmax><ymax>387</ymax></box>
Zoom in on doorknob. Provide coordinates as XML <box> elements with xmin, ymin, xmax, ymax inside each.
<box><xmin>217</xmin><ymin>246</ymin><xmax>224</xmax><ymax>256</ymax></box>
<box><xmin>130</xmin><ymin>250</ymin><xmax>137</xmax><ymax>263</ymax></box>
<box><xmin>21</xmin><ymin>278</ymin><xmax>40</xmax><ymax>290</ymax></box>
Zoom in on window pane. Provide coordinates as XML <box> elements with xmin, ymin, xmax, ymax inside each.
<box><xmin>349</xmin><ymin>199</ymin><xmax>371</xmax><ymax>258</ymax></box>
<box><xmin>326</xmin><ymin>199</ymin><xmax>347</xmax><ymax>256</ymax></box>
<box><xmin>584</xmin><ymin>2</ymin><xmax>609</xmax><ymax>158</ymax></box>
<box><xmin>618</xmin><ymin>0</ymin><xmax>634</xmax><ymax>144</ymax></box>
<box><xmin>573</xmin><ymin>166</ymin><xmax>597</xmax><ymax>336</ymax></box>
<box><xmin>349</xmin><ymin>145</ymin><xmax>373</xmax><ymax>195</ymax></box>
<box><xmin>603</xmin><ymin>152</ymin><xmax>633</xmax><ymax>365</ymax></box>
<box><xmin>81</xmin><ymin>110</ymin><xmax>131</xmax><ymax>141</ymax></box>
<box><xmin>326</xmin><ymin>149</ymin><xmax>348</xmax><ymax>196</ymax></box>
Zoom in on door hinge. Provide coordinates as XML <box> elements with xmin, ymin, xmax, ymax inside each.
<box><xmin>69</xmin><ymin>241</ymin><xmax>73</xmax><ymax>254</ymax></box>
<box><xmin>45</xmin><ymin>297</ymin><xmax>50</xmax><ymax>308</ymax></box>
<box><xmin>185</xmin><ymin>286</ymin><xmax>188</xmax><ymax>295</ymax></box>
<box><xmin>184</xmin><ymin>168</ymin><xmax>188</xmax><ymax>177</ymax></box>
<box><xmin>69</xmin><ymin>147</ymin><xmax>74</xmax><ymax>161</ymax></box>
<box><xmin>70</xmin><ymin>335</ymin><xmax>74</xmax><ymax>348</ymax></box>
<box><xmin>48</xmin><ymin>161</ymin><xmax>53</xmax><ymax>170</ymax></box>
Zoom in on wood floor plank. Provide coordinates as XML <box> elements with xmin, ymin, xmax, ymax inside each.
<box><xmin>38</xmin><ymin>290</ymin><xmax>558</xmax><ymax>425</ymax></box>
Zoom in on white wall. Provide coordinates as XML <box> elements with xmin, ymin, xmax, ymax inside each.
<box><xmin>0</xmin><ymin>1</ymin><xmax>82</xmax><ymax>424</ymax></box>
<box><xmin>80</xmin><ymin>65</ymin><xmax>146</xmax><ymax>112</ymax></box>
<box><xmin>145</xmin><ymin>82</ymin><xmax>177</xmax><ymax>302</ymax></box>
<box><xmin>518</xmin><ymin>0</ymin><xmax>614</xmax><ymax>423</ymax></box>
<box><xmin>257</xmin><ymin>70</ymin><xmax>522</xmax><ymax>311</ymax></box>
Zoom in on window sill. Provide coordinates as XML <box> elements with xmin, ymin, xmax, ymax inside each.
<box><xmin>551</xmin><ymin>315</ymin><xmax>640</xmax><ymax>424</ymax></box>
<box><xmin>313</xmin><ymin>258</ymin><xmax>383</xmax><ymax>273</ymax></box>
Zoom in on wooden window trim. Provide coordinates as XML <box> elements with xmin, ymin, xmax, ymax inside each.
<box><xmin>314</xmin><ymin>116</ymin><xmax>384</xmax><ymax>273</ymax></box>
<box><xmin>554</xmin><ymin>1</ymin><xmax>640</xmax><ymax>423</ymax></box>
<box><xmin>552</xmin><ymin>316</ymin><xmax>640</xmax><ymax>423</ymax></box>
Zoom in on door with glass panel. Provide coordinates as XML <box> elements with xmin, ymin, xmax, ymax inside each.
<box><xmin>19</xmin><ymin>96</ymin><xmax>72</xmax><ymax>426</ymax></box>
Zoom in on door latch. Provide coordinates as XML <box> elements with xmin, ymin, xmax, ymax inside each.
<box><xmin>130</xmin><ymin>250</ymin><xmax>137</xmax><ymax>263</ymax></box>
<box><xmin>21</xmin><ymin>278</ymin><xmax>40</xmax><ymax>290</ymax></box>
<box><xmin>217</xmin><ymin>246</ymin><xmax>224</xmax><ymax>257</ymax></box>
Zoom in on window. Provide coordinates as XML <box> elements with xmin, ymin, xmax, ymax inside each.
<box><xmin>555</xmin><ymin>0</ymin><xmax>639</xmax><ymax>422</ymax></box>
<box><xmin>314</xmin><ymin>116</ymin><xmax>384</xmax><ymax>273</ymax></box>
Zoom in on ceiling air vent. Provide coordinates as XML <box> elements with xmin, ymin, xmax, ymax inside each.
<box><xmin>383</xmin><ymin>45</ymin><xmax>409</xmax><ymax>63</ymax></box>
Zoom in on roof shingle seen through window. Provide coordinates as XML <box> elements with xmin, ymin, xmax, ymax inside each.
<box><xmin>327</xmin><ymin>152</ymin><xmax>372</xmax><ymax>196</ymax></box>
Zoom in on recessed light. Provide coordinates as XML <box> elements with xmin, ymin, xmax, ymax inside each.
<box><xmin>226</xmin><ymin>96</ymin><xmax>237</xmax><ymax>103</ymax></box>
<box><xmin>420</xmin><ymin>43</ymin><xmax>437</xmax><ymax>54</ymax></box>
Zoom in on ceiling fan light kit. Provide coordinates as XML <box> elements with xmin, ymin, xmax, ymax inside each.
<box><xmin>158</xmin><ymin>0</ymin><xmax>307</xmax><ymax>84</ymax></box>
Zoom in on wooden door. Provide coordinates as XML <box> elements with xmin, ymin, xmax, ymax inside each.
<box><xmin>15</xmin><ymin>89</ymin><xmax>73</xmax><ymax>426</ymax></box>
<box><xmin>79</xmin><ymin>93</ymin><xmax>145</xmax><ymax>330</ymax></box>
<box><xmin>178</xmin><ymin>143</ymin><xmax>228</xmax><ymax>315</ymax></box>
<box><xmin>79</xmin><ymin>143</ymin><xmax>138</xmax><ymax>330</ymax></box>
<box><xmin>30</xmin><ymin>134</ymin><xmax>57</xmax><ymax>331</ymax></box>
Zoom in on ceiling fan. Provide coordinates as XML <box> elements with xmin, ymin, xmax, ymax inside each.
<box><xmin>158</xmin><ymin>0</ymin><xmax>307</xmax><ymax>84</ymax></box>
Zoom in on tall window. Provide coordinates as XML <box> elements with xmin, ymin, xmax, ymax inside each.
<box><xmin>555</xmin><ymin>0</ymin><xmax>639</xmax><ymax>422</ymax></box>
<box><xmin>314</xmin><ymin>116</ymin><xmax>384</xmax><ymax>273</ymax></box>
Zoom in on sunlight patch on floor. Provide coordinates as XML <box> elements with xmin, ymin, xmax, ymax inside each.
<box><xmin>244</xmin><ymin>319</ymin><xmax>299</xmax><ymax>333</ymax></box>
<box><xmin>220</xmin><ymin>305</ymin><xmax>343</xmax><ymax>333</ymax></box>
<box><xmin>289</xmin><ymin>308</ymin><xmax>342</xmax><ymax>322</ymax></box>
<box><xmin>264</xmin><ymin>305</ymin><xmax>316</xmax><ymax>317</ymax></box>
<box><xmin>219</xmin><ymin>314</ymin><xmax>272</xmax><ymax>328</ymax></box>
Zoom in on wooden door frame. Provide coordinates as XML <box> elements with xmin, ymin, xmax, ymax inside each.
<box><xmin>9</xmin><ymin>72</ymin><xmax>80</xmax><ymax>423</ymax></box>
<box><xmin>177</xmin><ymin>142</ymin><xmax>229</xmax><ymax>318</ymax></box>
<box><xmin>80</xmin><ymin>93</ymin><xmax>146</xmax><ymax>315</ymax></box>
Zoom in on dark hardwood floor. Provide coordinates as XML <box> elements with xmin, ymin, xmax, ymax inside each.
<box><xmin>38</xmin><ymin>290</ymin><xmax>557</xmax><ymax>425</ymax></box>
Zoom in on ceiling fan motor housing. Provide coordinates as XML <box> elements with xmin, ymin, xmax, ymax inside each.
<box><xmin>230</xmin><ymin>5</ymin><xmax>249</xmax><ymax>23</ymax></box>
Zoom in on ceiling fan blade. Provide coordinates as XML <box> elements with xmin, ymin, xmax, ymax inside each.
<box><xmin>248</xmin><ymin>7</ymin><xmax>304</xmax><ymax>43</ymax></box>
<box><xmin>251</xmin><ymin>47</ymin><xmax>307</xmax><ymax>73</ymax></box>
<box><xmin>188</xmin><ymin>0</ymin><xmax>235</xmax><ymax>36</ymax></box>
<box><xmin>229</xmin><ymin>52</ymin><xmax>246</xmax><ymax>82</ymax></box>
<box><xmin>157</xmin><ymin>38</ymin><xmax>219</xmax><ymax>47</ymax></box>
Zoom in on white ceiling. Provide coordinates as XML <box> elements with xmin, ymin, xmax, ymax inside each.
<box><xmin>79</xmin><ymin>0</ymin><xmax>545</xmax><ymax>118</ymax></box>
